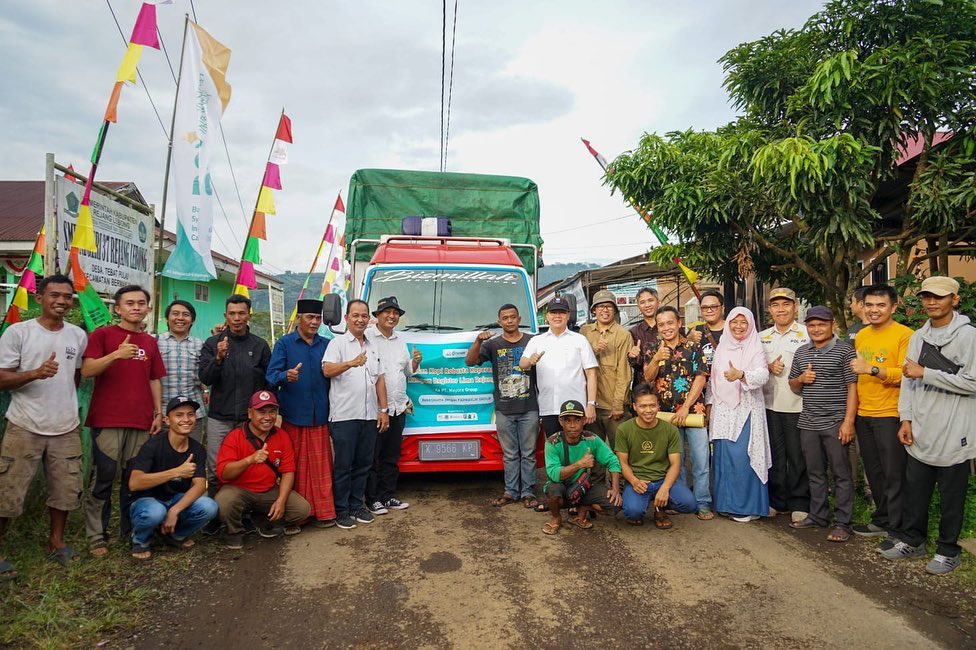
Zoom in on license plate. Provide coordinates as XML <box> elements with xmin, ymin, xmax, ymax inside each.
<box><xmin>418</xmin><ymin>440</ymin><xmax>480</xmax><ymax>461</ymax></box>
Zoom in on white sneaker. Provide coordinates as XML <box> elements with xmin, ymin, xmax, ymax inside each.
<box><xmin>384</xmin><ymin>497</ymin><xmax>410</xmax><ymax>510</ymax></box>
<box><xmin>791</xmin><ymin>511</ymin><xmax>809</xmax><ymax>524</ymax></box>
<box><xmin>732</xmin><ymin>515</ymin><xmax>759</xmax><ymax>523</ymax></box>
<box><xmin>367</xmin><ymin>501</ymin><xmax>389</xmax><ymax>515</ymax></box>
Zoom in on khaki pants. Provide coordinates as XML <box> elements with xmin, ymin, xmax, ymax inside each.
<box><xmin>215</xmin><ymin>484</ymin><xmax>310</xmax><ymax>534</ymax></box>
<box><xmin>0</xmin><ymin>423</ymin><xmax>83</xmax><ymax>517</ymax></box>
<box><xmin>84</xmin><ymin>427</ymin><xmax>149</xmax><ymax>544</ymax></box>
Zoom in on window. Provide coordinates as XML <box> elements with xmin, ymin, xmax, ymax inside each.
<box><xmin>194</xmin><ymin>284</ymin><xmax>209</xmax><ymax>303</ymax></box>
<box><xmin>871</xmin><ymin>258</ymin><xmax>888</xmax><ymax>284</ymax></box>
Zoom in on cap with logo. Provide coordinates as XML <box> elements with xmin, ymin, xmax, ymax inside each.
<box><xmin>166</xmin><ymin>395</ymin><xmax>200</xmax><ymax>414</ymax></box>
<box><xmin>919</xmin><ymin>276</ymin><xmax>959</xmax><ymax>297</ymax></box>
<box><xmin>559</xmin><ymin>400</ymin><xmax>585</xmax><ymax>417</ymax></box>
<box><xmin>769</xmin><ymin>287</ymin><xmax>797</xmax><ymax>303</ymax></box>
<box><xmin>547</xmin><ymin>296</ymin><xmax>571</xmax><ymax>312</ymax></box>
<box><xmin>373</xmin><ymin>296</ymin><xmax>405</xmax><ymax>316</ymax></box>
<box><xmin>803</xmin><ymin>305</ymin><xmax>834</xmax><ymax>322</ymax></box>
<box><xmin>590</xmin><ymin>289</ymin><xmax>618</xmax><ymax>312</ymax></box>
<box><xmin>249</xmin><ymin>390</ymin><xmax>279</xmax><ymax>409</ymax></box>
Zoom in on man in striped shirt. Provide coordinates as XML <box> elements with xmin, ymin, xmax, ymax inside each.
<box><xmin>787</xmin><ymin>306</ymin><xmax>859</xmax><ymax>542</ymax></box>
<box><xmin>157</xmin><ymin>301</ymin><xmax>206</xmax><ymax>441</ymax></box>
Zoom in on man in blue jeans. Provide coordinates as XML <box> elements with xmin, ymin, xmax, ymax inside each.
<box><xmin>322</xmin><ymin>299</ymin><xmax>389</xmax><ymax>530</ymax></box>
<box><xmin>615</xmin><ymin>385</ymin><xmax>696</xmax><ymax>528</ymax></box>
<box><xmin>466</xmin><ymin>304</ymin><xmax>540</xmax><ymax>509</ymax></box>
<box><xmin>126</xmin><ymin>396</ymin><xmax>218</xmax><ymax>559</ymax></box>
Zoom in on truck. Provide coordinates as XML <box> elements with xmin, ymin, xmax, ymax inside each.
<box><xmin>326</xmin><ymin>168</ymin><xmax>543</xmax><ymax>472</ymax></box>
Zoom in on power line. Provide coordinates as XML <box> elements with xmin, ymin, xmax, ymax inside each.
<box><xmin>439</xmin><ymin>0</ymin><xmax>446</xmax><ymax>172</ymax></box>
<box><xmin>188</xmin><ymin>0</ymin><xmax>198</xmax><ymax>22</ymax></box>
<box><xmin>443</xmin><ymin>0</ymin><xmax>458</xmax><ymax>171</ymax></box>
<box><xmin>542</xmin><ymin>214</ymin><xmax>632</xmax><ymax>236</ymax></box>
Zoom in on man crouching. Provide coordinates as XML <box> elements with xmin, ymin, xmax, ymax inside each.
<box><xmin>542</xmin><ymin>400</ymin><xmax>622</xmax><ymax>535</ymax></box>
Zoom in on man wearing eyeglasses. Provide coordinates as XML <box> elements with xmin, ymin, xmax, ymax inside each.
<box><xmin>690</xmin><ymin>290</ymin><xmax>726</xmax><ymax>368</ymax></box>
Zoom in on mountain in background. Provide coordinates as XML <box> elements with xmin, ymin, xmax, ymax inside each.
<box><xmin>251</xmin><ymin>262</ymin><xmax>602</xmax><ymax>313</ymax></box>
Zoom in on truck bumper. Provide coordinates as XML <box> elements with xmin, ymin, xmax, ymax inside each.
<box><xmin>398</xmin><ymin>428</ymin><xmax>545</xmax><ymax>473</ymax></box>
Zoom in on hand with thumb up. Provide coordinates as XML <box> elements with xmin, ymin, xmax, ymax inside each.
<box><xmin>35</xmin><ymin>351</ymin><xmax>60</xmax><ymax>379</ymax></box>
<box><xmin>252</xmin><ymin>443</ymin><xmax>269</xmax><ymax>465</ymax></box>
<box><xmin>800</xmin><ymin>362</ymin><xmax>817</xmax><ymax>385</ymax></box>
<box><xmin>116</xmin><ymin>334</ymin><xmax>139</xmax><ymax>360</ymax></box>
<box><xmin>768</xmin><ymin>354</ymin><xmax>785</xmax><ymax>376</ymax></box>
<box><xmin>286</xmin><ymin>362</ymin><xmax>303</xmax><ymax>383</ymax></box>
<box><xmin>723</xmin><ymin>360</ymin><xmax>745</xmax><ymax>382</ymax></box>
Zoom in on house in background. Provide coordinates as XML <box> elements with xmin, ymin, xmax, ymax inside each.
<box><xmin>0</xmin><ymin>180</ymin><xmax>282</xmax><ymax>335</ymax></box>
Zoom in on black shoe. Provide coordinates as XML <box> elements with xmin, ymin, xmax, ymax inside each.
<box><xmin>258</xmin><ymin>524</ymin><xmax>284</xmax><ymax>539</ymax></box>
<box><xmin>202</xmin><ymin>519</ymin><xmax>222</xmax><ymax>537</ymax></box>
<box><xmin>242</xmin><ymin>517</ymin><xmax>257</xmax><ymax>535</ymax></box>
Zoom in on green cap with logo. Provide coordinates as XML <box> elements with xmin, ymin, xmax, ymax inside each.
<box><xmin>559</xmin><ymin>400</ymin><xmax>585</xmax><ymax>417</ymax></box>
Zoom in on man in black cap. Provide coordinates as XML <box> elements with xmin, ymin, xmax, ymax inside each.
<box><xmin>267</xmin><ymin>298</ymin><xmax>335</xmax><ymax>527</ymax></box>
<box><xmin>125</xmin><ymin>396</ymin><xmax>218</xmax><ymax>559</ymax></box>
<box><xmin>365</xmin><ymin>296</ymin><xmax>422</xmax><ymax>515</ymax></box>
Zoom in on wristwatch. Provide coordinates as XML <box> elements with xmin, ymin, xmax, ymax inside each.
<box><xmin>379</xmin><ymin>408</ymin><xmax>389</xmax><ymax>413</ymax></box>
<box><xmin>870</xmin><ymin>366</ymin><xmax>880</xmax><ymax>376</ymax></box>
<box><xmin>587</xmin><ymin>400</ymin><xmax>597</xmax><ymax>405</ymax></box>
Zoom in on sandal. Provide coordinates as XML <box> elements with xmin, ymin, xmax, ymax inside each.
<box><xmin>490</xmin><ymin>494</ymin><xmax>516</xmax><ymax>507</ymax></box>
<box><xmin>569</xmin><ymin>515</ymin><xmax>594</xmax><ymax>530</ymax></box>
<box><xmin>790</xmin><ymin>517</ymin><xmax>825</xmax><ymax>530</ymax></box>
<box><xmin>48</xmin><ymin>546</ymin><xmax>82</xmax><ymax>567</ymax></box>
<box><xmin>534</xmin><ymin>502</ymin><xmax>549</xmax><ymax>513</ymax></box>
<box><xmin>0</xmin><ymin>559</ymin><xmax>19</xmax><ymax>582</ymax></box>
<box><xmin>521</xmin><ymin>496</ymin><xmax>539</xmax><ymax>509</ymax></box>
<box><xmin>130</xmin><ymin>544</ymin><xmax>152</xmax><ymax>560</ymax></box>
<box><xmin>654</xmin><ymin>509</ymin><xmax>673</xmax><ymax>530</ymax></box>
<box><xmin>827</xmin><ymin>526</ymin><xmax>851</xmax><ymax>542</ymax></box>
<box><xmin>89</xmin><ymin>539</ymin><xmax>109</xmax><ymax>558</ymax></box>
<box><xmin>626</xmin><ymin>518</ymin><xmax>644</xmax><ymax>526</ymax></box>
<box><xmin>160</xmin><ymin>534</ymin><xmax>195</xmax><ymax>550</ymax></box>
<box><xmin>696</xmin><ymin>508</ymin><xmax>715</xmax><ymax>521</ymax></box>
<box><xmin>542</xmin><ymin>521</ymin><xmax>561</xmax><ymax>535</ymax></box>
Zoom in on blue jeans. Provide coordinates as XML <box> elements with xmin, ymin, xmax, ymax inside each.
<box><xmin>495</xmin><ymin>410</ymin><xmax>539</xmax><ymax>499</ymax></box>
<box><xmin>331</xmin><ymin>419</ymin><xmax>378</xmax><ymax>517</ymax></box>
<box><xmin>128</xmin><ymin>493</ymin><xmax>219</xmax><ymax>549</ymax></box>
<box><xmin>621</xmin><ymin>480</ymin><xmax>696</xmax><ymax>520</ymax></box>
<box><xmin>677</xmin><ymin>426</ymin><xmax>712</xmax><ymax>509</ymax></box>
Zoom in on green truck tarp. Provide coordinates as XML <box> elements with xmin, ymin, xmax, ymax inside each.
<box><xmin>345</xmin><ymin>169</ymin><xmax>543</xmax><ymax>272</ymax></box>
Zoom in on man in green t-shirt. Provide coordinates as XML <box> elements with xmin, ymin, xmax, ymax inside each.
<box><xmin>615</xmin><ymin>384</ymin><xmax>696</xmax><ymax>528</ymax></box>
<box><xmin>542</xmin><ymin>400</ymin><xmax>622</xmax><ymax>535</ymax></box>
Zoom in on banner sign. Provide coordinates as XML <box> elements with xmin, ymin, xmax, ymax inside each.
<box><xmin>402</xmin><ymin>331</ymin><xmax>496</xmax><ymax>435</ymax></box>
<box><xmin>56</xmin><ymin>176</ymin><xmax>154</xmax><ymax>294</ymax></box>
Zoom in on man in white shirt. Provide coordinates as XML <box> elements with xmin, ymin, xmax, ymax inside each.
<box><xmin>759</xmin><ymin>287</ymin><xmax>811</xmax><ymax>523</ymax></box>
<box><xmin>520</xmin><ymin>296</ymin><xmax>598</xmax><ymax>436</ymax></box>
<box><xmin>365</xmin><ymin>296</ymin><xmax>421</xmax><ymax>516</ymax></box>
<box><xmin>322</xmin><ymin>300</ymin><xmax>389</xmax><ymax>530</ymax></box>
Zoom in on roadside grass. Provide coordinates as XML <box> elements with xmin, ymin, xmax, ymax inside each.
<box><xmin>0</xmin><ymin>482</ymin><xmax>194</xmax><ymax>649</ymax></box>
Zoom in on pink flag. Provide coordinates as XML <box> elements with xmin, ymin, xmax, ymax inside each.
<box><xmin>237</xmin><ymin>260</ymin><xmax>257</xmax><ymax>289</ymax></box>
<box><xmin>263</xmin><ymin>163</ymin><xmax>282</xmax><ymax>190</ymax></box>
<box><xmin>129</xmin><ymin>3</ymin><xmax>160</xmax><ymax>49</ymax></box>
<box><xmin>324</xmin><ymin>223</ymin><xmax>335</xmax><ymax>244</ymax></box>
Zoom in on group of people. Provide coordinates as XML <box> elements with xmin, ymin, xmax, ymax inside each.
<box><xmin>467</xmin><ymin>279</ymin><xmax>974</xmax><ymax>576</ymax></box>
<box><xmin>0</xmin><ymin>278</ymin><xmax>419</xmax><ymax>578</ymax></box>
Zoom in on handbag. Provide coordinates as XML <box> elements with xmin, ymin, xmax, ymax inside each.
<box><xmin>562</xmin><ymin>435</ymin><xmax>591</xmax><ymax>506</ymax></box>
<box><xmin>917</xmin><ymin>340</ymin><xmax>962</xmax><ymax>375</ymax></box>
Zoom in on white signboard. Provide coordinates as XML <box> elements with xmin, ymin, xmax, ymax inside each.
<box><xmin>270</xmin><ymin>285</ymin><xmax>285</xmax><ymax>325</ymax></box>
<box><xmin>56</xmin><ymin>177</ymin><xmax>154</xmax><ymax>295</ymax></box>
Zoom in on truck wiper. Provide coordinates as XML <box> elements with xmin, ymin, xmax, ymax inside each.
<box><xmin>472</xmin><ymin>323</ymin><xmax>500</xmax><ymax>330</ymax></box>
<box><xmin>404</xmin><ymin>323</ymin><xmax>462</xmax><ymax>331</ymax></box>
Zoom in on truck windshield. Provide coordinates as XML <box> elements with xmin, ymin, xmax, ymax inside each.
<box><xmin>365</xmin><ymin>267</ymin><xmax>535</xmax><ymax>332</ymax></box>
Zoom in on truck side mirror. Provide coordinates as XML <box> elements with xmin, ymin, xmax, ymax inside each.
<box><xmin>321</xmin><ymin>294</ymin><xmax>342</xmax><ymax>326</ymax></box>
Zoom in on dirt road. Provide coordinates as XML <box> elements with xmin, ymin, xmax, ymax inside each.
<box><xmin>131</xmin><ymin>474</ymin><xmax>973</xmax><ymax>649</ymax></box>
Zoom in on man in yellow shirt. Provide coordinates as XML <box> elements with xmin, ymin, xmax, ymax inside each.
<box><xmin>850</xmin><ymin>283</ymin><xmax>913</xmax><ymax>543</ymax></box>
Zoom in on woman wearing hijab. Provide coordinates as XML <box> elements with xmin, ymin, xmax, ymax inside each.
<box><xmin>709</xmin><ymin>307</ymin><xmax>771</xmax><ymax>521</ymax></box>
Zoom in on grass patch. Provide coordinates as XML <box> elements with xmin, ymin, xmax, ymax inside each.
<box><xmin>0</xmin><ymin>483</ymin><xmax>194</xmax><ymax>648</ymax></box>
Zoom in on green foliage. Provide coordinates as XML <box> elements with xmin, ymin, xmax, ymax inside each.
<box><xmin>606</xmin><ymin>0</ymin><xmax>976</xmax><ymax>326</ymax></box>
<box><xmin>893</xmin><ymin>273</ymin><xmax>976</xmax><ymax>329</ymax></box>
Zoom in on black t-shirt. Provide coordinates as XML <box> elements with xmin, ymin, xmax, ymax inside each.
<box><xmin>694</xmin><ymin>324</ymin><xmax>724</xmax><ymax>369</ymax></box>
<box><xmin>478</xmin><ymin>333</ymin><xmax>539</xmax><ymax>415</ymax></box>
<box><xmin>126</xmin><ymin>435</ymin><xmax>207</xmax><ymax>502</ymax></box>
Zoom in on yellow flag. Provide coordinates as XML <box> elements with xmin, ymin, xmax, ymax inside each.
<box><xmin>72</xmin><ymin>204</ymin><xmax>98</xmax><ymax>252</ymax></box>
<box><xmin>677</xmin><ymin>261</ymin><xmax>699</xmax><ymax>285</ymax></box>
<box><xmin>256</xmin><ymin>187</ymin><xmax>276</xmax><ymax>215</ymax></box>
<box><xmin>233</xmin><ymin>284</ymin><xmax>250</xmax><ymax>298</ymax></box>
<box><xmin>12</xmin><ymin>286</ymin><xmax>29</xmax><ymax>311</ymax></box>
<box><xmin>116</xmin><ymin>43</ymin><xmax>143</xmax><ymax>84</ymax></box>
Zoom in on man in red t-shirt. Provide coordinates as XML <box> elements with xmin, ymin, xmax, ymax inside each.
<box><xmin>81</xmin><ymin>285</ymin><xmax>165</xmax><ymax>557</ymax></box>
<box><xmin>215</xmin><ymin>390</ymin><xmax>310</xmax><ymax>549</ymax></box>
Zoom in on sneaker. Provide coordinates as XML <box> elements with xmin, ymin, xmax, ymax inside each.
<box><xmin>242</xmin><ymin>517</ymin><xmax>257</xmax><ymax>534</ymax></box>
<box><xmin>875</xmin><ymin>537</ymin><xmax>896</xmax><ymax>554</ymax></box>
<box><xmin>926</xmin><ymin>553</ymin><xmax>961</xmax><ymax>575</ymax></box>
<box><xmin>853</xmin><ymin>523</ymin><xmax>888</xmax><ymax>538</ymax></box>
<box><xmin>202</xmin><ymin>519</ymin><xmax>222</xmax><ymax>537</ymax></box>
<box><xmin>367</xmin><ymin>501</ymin><xmax>389</xmax><ymax>515</ymax></box>
<box><xmin>790</xmin><ymin>511</ymin><xmax>809</xmax><ymax>524</ymax></box>
<box><xmin>222</xmin><ymin>533</ymin><xmax>244</xmax><ymax>550</ymax></box>
<box><xmin>335</xmin><ymin>515</ymin><xmax>357</xmax><ymax>530</ymax></box>
<box><xmin>881</xmin><ymin>540</ymin><xmax>926</xmax><ymax>560</ymax></box>
<box><xmin>384</xmin><ymin>497</ymin><xmax>410</xmax><ymax>510</ymax></box>
<box><xmin>258</xmin><ymin>524</ymin><xmax>284</xmax><ymax>539</ymax></box>
<box><xmin>312</xmin><ymin>518</ymin><xmax>336</xmax><ymax>529</ymax></box>
<box><xmin>732</xmin><ymin>515</ymin><xmax>760</xmax><ymax>523</ymax></box>
<box><xmin>354</xmin><ymin>509</ymin><xmax>375</xmax><ymax>524</ymax></box>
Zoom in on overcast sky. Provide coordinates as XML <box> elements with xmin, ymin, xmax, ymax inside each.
<box><xmin>0</xmin><ymin>0</ymin><xmax>826</xmax><ymax>274</ymax></box>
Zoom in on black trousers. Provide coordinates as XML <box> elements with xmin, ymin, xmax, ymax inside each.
<box><xmin>541</xmin><ymin>415</ymin><xmax>562</xmax><ymax>437</ymax></box>
<box><xmin>766</xmin><ymin>410</ymin><xmax>810</xmax><ymax>512</ymax></box>
<box><xmin>366</xmin><ymin>412</ymin><xmax>406</xmax><ymax>505</ymax></box>
<box><xmin>856</xmin><ymin>416</ymin><xmax>906</xmax><ymax>532</ymax></box>
<box><xmin>894</xmin><ymin>455</ymin><xmax>972</xmax><ymax>557</ymax></box>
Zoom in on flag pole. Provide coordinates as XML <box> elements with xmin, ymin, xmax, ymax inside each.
<box><xmin>285</xmin><ymin>193</ymin><xmax>341</xmax><ymax>332</ymax></box>
<box><xmin>154</xmin><ymin>14</ymin><xmax>190</xmax><ymax>332</ymax></box>
<box><xmin>233</xmin><ymin>108</ymin><xmax>286</xmax><ymax>293</ymax></box>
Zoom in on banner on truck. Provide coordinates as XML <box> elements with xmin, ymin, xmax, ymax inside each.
<box><xmin>403</xmin><ymin>331</ymin><xmax>496</xmax><ymax>435</ymax></box>
<box><xmin>56</xmin><ymin>176</ymin><xmax>154</xmax><ymax>294</ymax></box>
